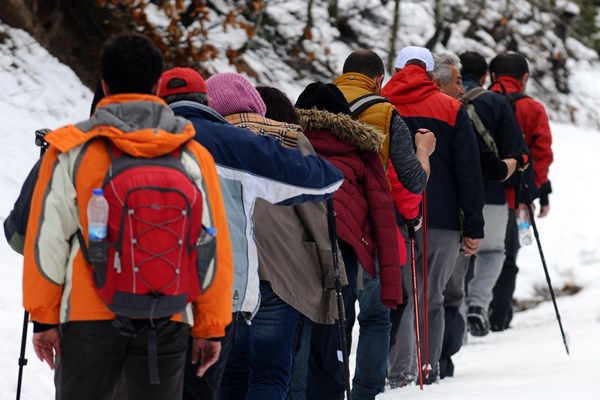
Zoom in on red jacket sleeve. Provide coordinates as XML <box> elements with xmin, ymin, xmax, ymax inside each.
<box><xmin>387</xmin><ymin>159</ymin><xmax>421</xmax><ymax>221</ymax></box>
<box><xmin>517</xmin><ymin>99</ymin><xmax>553</xmax><ymax>187</ymax></box>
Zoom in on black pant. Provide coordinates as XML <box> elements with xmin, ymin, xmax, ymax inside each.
<box><xmin>183</xmin><ymin>315</ymin><xmax>235</xmax><ymax>400</ymax></box>
<box><xmin>489</xmin><ymin>208</ymin><xmax>520</xmax><ymax>330</ymax></box>
<box><xmin>59</xmin><ymin>320</ymin><xmax>189</xmax><ymax>400</ymax></box>
<box><xmin>438</xmin><ymin>306</ymin><xmax>465</xmax><ymax>378</ymax></box>
<box><xmin>304</xmin><ymin>241</ymin><xmax>358</xmax><ymax>400</ymax></box>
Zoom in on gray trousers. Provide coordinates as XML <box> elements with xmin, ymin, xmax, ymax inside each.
<box><xmin>387</xmin><ymin>229</ymin><xmax>461</xmax><ymax>380</ymax></box>
<box><xmin>466</xmin><ymin>204</ymin><xmax>509</xmax><ymax>310</ymax></box>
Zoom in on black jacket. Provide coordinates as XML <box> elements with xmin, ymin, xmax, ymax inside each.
<box><xmin>463</xmin><ymin>78</ymin><xmax>537</xmax><ymax>205</ymax></box>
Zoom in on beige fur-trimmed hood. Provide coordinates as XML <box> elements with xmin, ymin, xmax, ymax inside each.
<box><xmin>297</xmin><ymin>108</ymin><xmax>385</xmax><ymax>152</ymax></box>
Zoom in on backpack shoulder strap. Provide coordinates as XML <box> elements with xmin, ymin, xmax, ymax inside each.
<box><xmin>459</xmin><ymin>87</ymin><xmax>487</xmax><ymax>104</ymax></box>
<box><xmin>464</xmin><ymin>103</ymin><xmax>500</xmax><ymax>157</ymax></box>
<box><xmin>348</xmin><ymin>94</ymin><xmax>390</xmax><ymax>119</ymax></box>
<box><xmin>506</xmin><ymin>92</ymin><xmax>530</xmax><ymax>102</ymax></box>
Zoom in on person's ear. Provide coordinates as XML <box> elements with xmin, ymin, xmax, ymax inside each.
<box><xmin>519</xmin><ymin>72</ymin><xmax>529</xmax><ymax>89</ymax></box>
<box><xmin>490</xmin><ymin>72</ymin><xmax>496</xmax><ymax>82</ymax></box>
<box><xmin>374</xmin><ymin>74</ymin><xmax>384</xmax><ymax>93</ymax></box>
<box><xmin>479</xmin><ymin>75</ymin><xmax>486</xmax><ymax>86</ymax></box>
<box><xmin>152</xmin><ymin>77</ymin><xmax>162</xmax><ymax>96</ymax></box>
<box><xmin>101</xmin><ymin>79</ymin><xmax>111</xmax><ymax>96</ymax></box>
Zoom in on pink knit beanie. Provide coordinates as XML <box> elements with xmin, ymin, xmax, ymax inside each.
<box><xmin>205</xmin><ymin>72</ymin><xmax>267</xmax><ymax>117</ymax></box>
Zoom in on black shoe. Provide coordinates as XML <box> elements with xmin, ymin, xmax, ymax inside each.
<box><xmin>421</xmin><ymin>373</ymin><xmax>439</xmax><ymax>385</ymax></box>
<box><xmin>467</xmin><ymin>306</ymin><xmax>490</xmax><ymax>337</ymax></box>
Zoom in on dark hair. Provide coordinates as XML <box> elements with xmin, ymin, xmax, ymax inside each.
<box><xmin>406</xmin><ymin>59</ymin><xmax>427</xmax><ymax>69</ymax></box>
<box><xmin>256</xmin><ymin>86</ymin><xmax>300</xmax><ymax>124</ymax></box>
<box><xmin>101</xmin><ymin>33</ymin><xmax>163</xmax><ymax>95</ymax></box>
<box><xmin>459</xmin><ymin>51</ymin><xmax>488</xmax><ymax>81</ymax></box>
<box><xmin>489</xmin><ymin>53</ymin><xmax>529</xmax><ymax>80</ymax></box>
<box><xmin>162</xmin><ymin>92</ymin><xmax>210</xmax><ymax>106</ymax></box>
<box><xmin>342</xmin><ymin>50</ymin><xmax>385</xmax><ymax>78</ymax></box>
<box><xmin>90</xmin><ymin>79</ymin><xmax>105</xmax><ymax>115</ymax></box>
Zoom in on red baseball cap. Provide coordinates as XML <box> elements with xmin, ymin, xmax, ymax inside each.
<box><xmin>158</xmin><ymin>67</ymin><xmax>208</xmax><ymax>97</ymax></box>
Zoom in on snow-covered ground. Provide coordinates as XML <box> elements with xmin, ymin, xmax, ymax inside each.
<box><xmin>1</xmin><ymin>22</ymin><xmax>599</xmax><ymax>400</ymax></box>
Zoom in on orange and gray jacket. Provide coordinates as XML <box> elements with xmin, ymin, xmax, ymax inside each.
<box><xmin>22</xmin><ymin>94</ymin><xmax>233</xmax><ymax>339</ymax></box>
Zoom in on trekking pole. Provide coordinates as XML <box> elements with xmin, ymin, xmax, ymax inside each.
<box><xmin>407</xmin><ymin>227</ymin><xmax>424</xmax><ymax>390</ymax></box>
<box><xmin>16</xmin><ymin>311</ymin><xmax>29</xmax><ymax>400</ymax></box>
<box><xmin>16</xmin><ymin>129</ymin><xmax>51</xmax><ymax>400</ymax></box>
<box><xmin>518</xmin><ymin>172</ymin><xmax>569</xmax><ymax>355</ymax></box>
<box><xmin>326</xmin><ymin>199</ymin><xmax>352</xmax><ymax>400</ymax></box>
<box><xmin>421</xmin><ymin>192</ymin><xmax>432</xmax><ymax>376</ymax></box>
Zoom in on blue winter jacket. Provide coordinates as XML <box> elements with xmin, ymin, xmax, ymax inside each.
<box><xmin>170</xmin><ymin>101</ymin><xmax>343</xmax><ymax>316</ymax></box>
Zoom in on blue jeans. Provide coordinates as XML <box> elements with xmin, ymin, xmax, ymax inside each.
<box><xmin>351</xmin><ymin>267</ymin><xmax>391</xmax><ymax>399</ymax></box>
<box><xmin>220</xmin><ymin>281</ymin><xmax>300</xmax><ymax>400</ymax></box>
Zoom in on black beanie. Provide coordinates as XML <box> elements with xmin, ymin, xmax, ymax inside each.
<box><xmin>295</xmin><ymin>82</ymin><xmax>351</xmax><ymax>115</ymax></box>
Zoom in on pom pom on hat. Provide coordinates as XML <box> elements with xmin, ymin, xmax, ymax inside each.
<box><xmin>395</xmin><ymin>46</ymin><xmax>434</xmax><ymax>72</ymax></box>
<box><xmin>158</xmin><ymin>67</ymin><xmax>207</xmax><ymax>97</ymax></box>
<box><xmin>205</xmin><ymin>72</ymin><xmax>267</xmax><ymax>116</ymax></box>
<box><xmin>295</xmin><ymin>82</ymin><xmax>351</xmax><ymax>115</ymax></box>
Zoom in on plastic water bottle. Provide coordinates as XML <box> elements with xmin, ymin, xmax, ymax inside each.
<box><xmin>196</xmin><ymin>227</ymin><xmax>217</xmax><ymax>290</ymax></box>
<box><xmin>517</xmin><ymin>209</ymin><xmax>533</xmax><ymax>246</ymax></box>
<box><xmin>87</xmin><ymin>188</ymin><xmax>109</xmax><ymax>241</ymax></box>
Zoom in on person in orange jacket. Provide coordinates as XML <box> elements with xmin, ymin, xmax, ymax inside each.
<box><xmin>22</xmin><ymin>33</ymin><xmax>233</xmax><ymax>400</ymax></box>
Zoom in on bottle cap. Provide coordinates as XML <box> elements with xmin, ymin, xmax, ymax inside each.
<box><xmin>92</xmin><ymin>188</ymin><xmax>104</xmax><ymax>196</ymax></box>
<box><xmin>206</xmin><ymin>227</ymin><xmax>217</xmax><ymax>236</ymax></box>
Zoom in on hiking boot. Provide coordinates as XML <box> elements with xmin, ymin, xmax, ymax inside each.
<box><xmin>467</xmin><ymin>306</ymin><xmax>490</xmax><ymax>337</ymax></box>
<box><xmin>421</xmin><ymin>373</ymin><xmax>440</xmax><ymax>385</ymax></box>
<box><xmin>388</xmin><ymin>376</ymin><xmax>415</xmax><ymax>389</ymax></box>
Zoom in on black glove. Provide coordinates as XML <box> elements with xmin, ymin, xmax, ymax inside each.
<box><xmin>403</xmin><ymin>215</ymin><xmax>422</xmax><ymax>231</ymax></box>
<box><xmin>539</xmin><ymin>180</ymin><xmax>552</xmax><ymax>206</ymax></box>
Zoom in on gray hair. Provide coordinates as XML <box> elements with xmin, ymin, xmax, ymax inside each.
<box><xmin>433</xmin><ymin>53</ymin><xmax>462</xmax><ymax>84</ymax></box>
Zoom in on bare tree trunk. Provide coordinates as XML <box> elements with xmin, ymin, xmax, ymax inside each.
<box><xmin>301</xmin><ymin>0</ymin><xmax>314</xmax><ymax>41</ymax></box>
<box><xmin>246</xmin><ymin>1</ymin><xmax>266</xmax><ymax>50</ymax></box>
<box><xmin>387</xmin><ymin>0</ymin><xmax>401</xmax><ymax>74</ymax></box>
<box><xmin>328</xmin><ymin>0</ymin><xmax>339</xmax><ymax>20</ymax></box>
<box><xmin>425</xmin><ymin>0</ymin><xmax>443</xmax><ymax>48</ymax></box>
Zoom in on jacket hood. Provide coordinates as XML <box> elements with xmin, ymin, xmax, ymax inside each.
<box><xmin>382</xmin><ymin>65</ymin><xmax>439</xmax><ymax>105</ymax></box>
<box><xmin>334</xmin><ymin>72</ymin><xmax>379</xmax><ymax>94</ymax></box>
<box><xmin>298</xmin><ymin>108</ymin><xmax>385</xmax><ymax>152</ymax></box>
<box><xmin>45</xmin><ymin>94</ymin><xmax>195</xmax><ymax>157</ymax></box>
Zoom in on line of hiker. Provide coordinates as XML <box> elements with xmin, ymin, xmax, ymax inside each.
<box><xmin>3</xmin><ymin>33</ymin><xmax>552</xmax><ymax>400</ymax></box>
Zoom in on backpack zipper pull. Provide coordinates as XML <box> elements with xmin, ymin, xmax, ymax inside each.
<box><xmin>114</xmin><ymin>251</ymin><xmax>122</xmax><ymax>273</ymax></box>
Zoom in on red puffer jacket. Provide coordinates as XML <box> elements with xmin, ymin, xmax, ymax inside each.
<box><xmin>299</xmin><ymin>108</ymin><xmax>403</xmax><ymax>309</ymax></box>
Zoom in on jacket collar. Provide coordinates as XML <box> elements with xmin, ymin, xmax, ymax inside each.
<box><xmin>489</xmin><ymin>76</ymin><xmax>523</xmax><ymax>94</ymax></box>
<box><xmin>334</xmin><ymin>72</ymin><xmax>378</xmax><ymax>94</ymax></box>
<box><xmin>381</xmin><ymin>65</ymin><xmax>439</xmax><ymax>105</ymax></box>
<box><xmin>170</xmin><ymin>100</ymin><xmax>230</xmax><ymax>124</ymax></box>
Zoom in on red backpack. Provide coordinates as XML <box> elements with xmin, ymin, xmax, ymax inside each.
<box><xmin>80</xmin><ymin>141</ymin><xmax>215</xmax><ymax>319</ymax></box>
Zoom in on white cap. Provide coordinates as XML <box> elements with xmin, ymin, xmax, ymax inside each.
<box><xmin>395</xmin><ymin>46</ymin><xmax>434</xmax><ymax>72</ymax></box>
